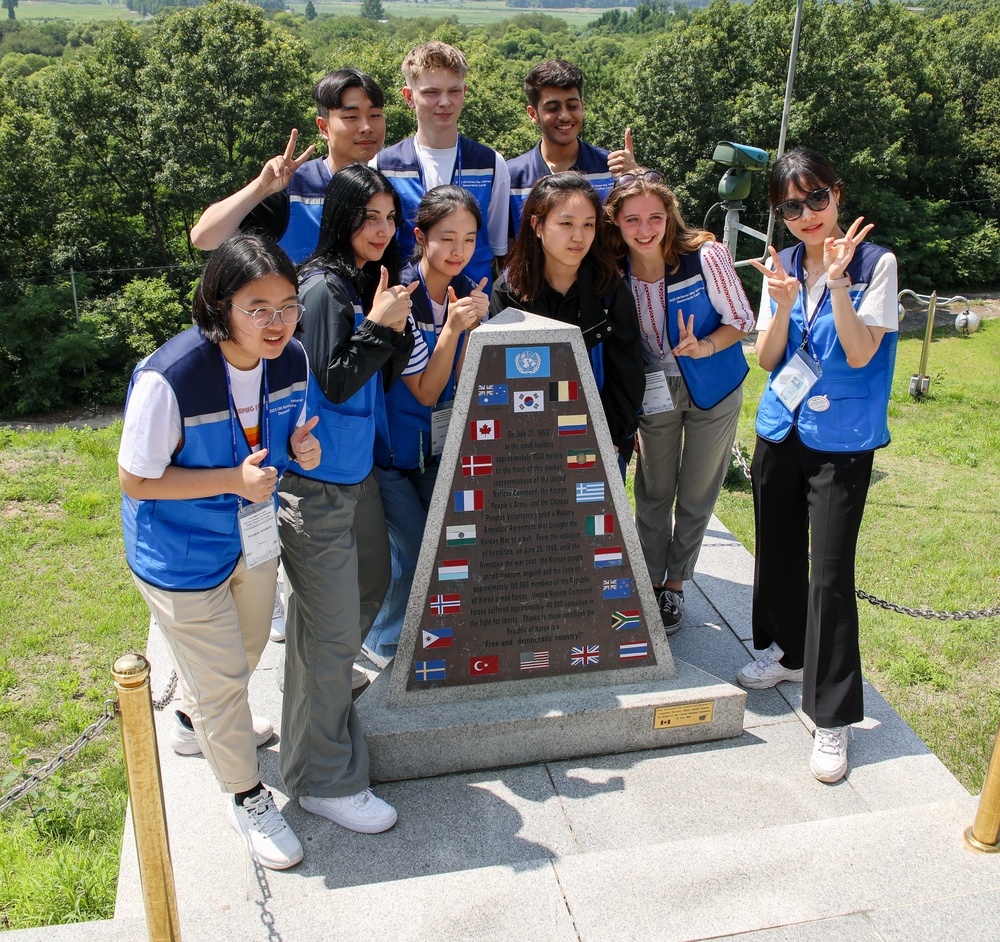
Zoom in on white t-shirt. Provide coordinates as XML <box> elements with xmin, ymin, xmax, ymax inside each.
<box><xmin>118</xmin><ymin>356</ymin><xmax>308</xmax><ymax>479</ymax></box>
<box><xmin>756</xmin><ymin>251</ymin><xmax>899</xmax><ymax>332</ymax></box>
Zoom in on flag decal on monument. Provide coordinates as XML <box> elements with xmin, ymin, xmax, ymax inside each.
<box><xmin>470</xmin><ymin>656</ymin><xmax>500</xmax><ymax>676</ymax></box>
<box><xmin>570</xmin><ymin>645</ymin><xmax>600</xmax><ymax>666</ymax></box>
<box><xmin>576</xmin><ymin>482</ymin><xmax>605</xmax><ymax>503</ymax></box>
<box><xmin>567</xmin><ymin>449</ymin><xmax>596</xmax><ymax>470</ymax></box>
<box><xmin>594</xmin><ymin>546</ymin><xmax>623</xmax><ymax>568</ymax></box>
<box><xmin>603</xmin><ymin>578</ymin><xmax>633</xmax><ymax>599</ymax></box>
<box><xmin>422</xmin><ymin>628</ymin><xmax>453</xmax><ymax>649</ymax></box>
<box><xmin>612</xmin><ymin>610</ymin><xmax>641</xmax><ymax>631</ymax></box>
<box><xmin>446</xmin><ymin>525</ymin><xmax>477</xmax><ymax>546</ymax></box>
<box><xmin>549</xmin><ymin>380</ymin><xmax>578</xmax><ymax>401</ymax></box>
<box><xmin>506</xmin><ymin>346</ymin><xmax>550</xmax><ymax>378</ymax></box>
<box><xmin>438</xmin><ymin>559</ymin><xmax>469</xmax><ymax>581</ymax></box>
<box><xmin>478</xmin><ymin>383</ymin><xmax>509</xmax><ymax>405</ymax></box>
<box><xmin>430</xmin><ymin>594</ymin><xmax>461</xmax><ymax>615</ymax></box>
<box><xmin>514</xmin><ymin>390</ymin><xmax>544</xmax><ymax>412</ymax></box>
<box><xmin>453</xmin><ymin>490</ymin><xmax>484</xmax><ymax>512</ymax></box>
<box><xmin>520</xmin><ymin>651</ymin><xmax>550</xmax><ymax>671</ymax></box>
<box><xmin>462</xmin><ymin>455</ymin><xmax>492</xmax><ymax>476</ymax></box>
<box><xmin>470</xmin><ymin>419</ymin><xmax>498</xmax><ymax>440</ymax></box>
<box><xmin>557</xmin><ymin>414</ymin><xmax>588</xmax><ymax>436</ymax></box>
<box><xmin>586</xmin><ymin>514</ymin><xmax>614</xmax><ymax>535</ymax></box>
<box><xmin>620</xmin><ymin>641</ymin><xmax>648</xmax><ymax>660</ymax></box>
<box><xmin>414</xmin><ymin>660</ymin><xmax>446</xmax><ymax>682</ymax></box>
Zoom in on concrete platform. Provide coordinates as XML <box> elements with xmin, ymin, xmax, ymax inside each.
<box><xmin>8</xmin><ymin>515</ymin><xmax>999</xmax><ymax>942</ymax></box>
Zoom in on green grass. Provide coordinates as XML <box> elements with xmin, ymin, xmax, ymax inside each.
<box><xmin>716</xmin><ymin>316</ymin><xmax>1000</xmax><ymax>792</ymax></box>
<box><xmin>1</xmin><ymin>319</ymin><xmax>998</xmax><ymax>927</ymax></box>
<box><xmin>0</xmin><ymin>423</ymin><xmax>147</xmax><ymax>931</ymax></box>
<box><xmin>16</xmin><ymin>1</ymin><xmax>141</xmax><ymax>22</ymax></box>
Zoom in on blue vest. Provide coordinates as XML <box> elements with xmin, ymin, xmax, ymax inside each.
<box><xmin>122</xmin><ymin>327</ymin><xmax>308</xmax><ymax>591</ymax></box>
<box><xmin>280</xmin><ymin>158</ymin><xmax>332</xmax><ymax>264</ymax></box>
<box><xmin>652</xmin><ymin>250</ymin><xmax>750</xmax><ymax>409</ymax></box>
<box><xmin>377</xmin><ymin>136</ymin><xmax>497</xmax><ymax>286</ymax></box>
<box><xmin>287</xmin><ymin>273</ymin><xmax>390</xmax><ymax>485</ymax></box>
<box><xmin>507</xmin><ymin>140</ymin><xmax>614</xmax><ymax>239</ymax></box>
<box><xmin>756</xmin><ymin>241</ymin><xmax>897</xmax><ymax>453</ymax></box>
<box><xmin>378</xmin><ymin>262</ymin><xmax>473</xmax><ymax>469</ymax></box>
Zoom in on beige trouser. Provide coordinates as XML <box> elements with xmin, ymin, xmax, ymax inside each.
<box><xmin>133</xmin><ymin>555</ymin><xmax>278</xmax><ymax>794</ymax></box>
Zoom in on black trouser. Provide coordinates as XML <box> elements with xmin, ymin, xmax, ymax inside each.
<box><xmin>751</xmin><ymin>429</ymin><xmax>873</xmax><ymax>728</ymax></box>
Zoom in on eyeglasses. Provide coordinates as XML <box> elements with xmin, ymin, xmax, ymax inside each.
<box><xmin>617</xmin><ymin>170</ymin><xmax>664</xmax><ymax>187</ymax></box>
<box><xmin>230</xmin><ymin>302</ymin><xmax>305</xmax><ymax>329</ymax></box>
<box><xmin>774</xmin><ymin>187</ymin><xmax>833</xmax><ymax>221</ymax></box>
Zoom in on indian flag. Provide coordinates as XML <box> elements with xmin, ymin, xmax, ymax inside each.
<box><xmin>446</xmin><ymin>525</ymin><xmax>477</xmax><ymax>546</ymax></box>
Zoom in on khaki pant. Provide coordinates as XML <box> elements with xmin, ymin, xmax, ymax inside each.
<box><xmin>133</xmin><ymin>555</ymin><xmax>278</xmax><ymax>794</ymax></box>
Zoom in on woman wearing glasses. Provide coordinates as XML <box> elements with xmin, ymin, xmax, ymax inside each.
<box><xmin>605</xmin><ymin>171</ymin><xmax>755</xmax><ymax>634</ymax></box>
<box><xmin>739</xmin><ymin>148</ymin><xmax>898</xmax><ymax>784</ymax></box>
<box><xmin>490</xmin><ymin>173</ymin><xmax>645</xmax><ymax>466</ymax></box>
<box><xmin>119</xmin><ymin>233</ymin><xmax>320</xmax><ymax>870</ymax></box>
<box><xmin>278</xmin><ymin>164</ymin><xmax>415</xmax><ymax>833</ymax></box>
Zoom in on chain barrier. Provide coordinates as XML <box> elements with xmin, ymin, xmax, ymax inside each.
<box><xmin>0</xmin><ymin>669</ymin><xmax>178</xmax><ymax>814</ymax></box>
<box><xmin>729</xmin><ymin>441</ymin><xmax>999</xmax><ymax>622</ymax></box>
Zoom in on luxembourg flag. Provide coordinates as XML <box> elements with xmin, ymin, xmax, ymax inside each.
<box><xmin>454</xmin><ymin>490</ymin><xmax>484</xmax><ymax>512</ymax></box>
<box><xmin>594</xmin><ymin>546</ymin><xmax>623</xmax><ymax>568</ymax></box>
<box><xmin>470</xmin><ymin>419</ymin><xmax>499</xmax><ymax>441</ymax></box>
<box><xmin>586</xmin><ymin>514</ymin><xmax>614</xmax><ymax>536</ymax></box>
<box><xmin>438</xmin><ymin>559</ymin><xmax>469</xmax><ymax>581</ymax></box>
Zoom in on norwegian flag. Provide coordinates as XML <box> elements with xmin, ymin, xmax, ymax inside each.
<box><xmin>462</xmin><ymin>455</ymin><xmax>493</xmax><ymax>476</ymax></box>
<box><xmin>430</xmin><ymin>594</ymin><xmax>461</xmax><ymax>616</ymax></box>
<box><xmin>470</xmin><ymin>419</ymin><xmax>499</xmax><ymax>441</ymax></box>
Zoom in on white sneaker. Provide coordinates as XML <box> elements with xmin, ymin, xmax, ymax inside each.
<box><xmin>299</xmin><ymin>789</ymin><xmax>397</xmax><ymax>833</ymax></box>
<box><xmin>737</xmin><ymin>642</ymin><xmax>804</xmax><ymax>689</ymax></box>
<box><xmin>169</xmin><ymin>711</ymin><xmax>273</xmax><ymax>756</ymax></box>
<box><xmin>352</xmin><ymin>666</ymin><xmax>371</xmax><ymax>691</ymax></box>
<box><xmin>228</xmin><ymin>789</ymin><xmax>303</xmax><ymax>870</ymax></box>
<box><xmin>269</xmin><ymin>591</ymin><xmax>286</xmax><ymax>643</ymax></box>
<box><xmin>360</xmin><ymin>644</ymin><xmax>392</xmax><ymax>670</ymax></box>
<box><xmin>811</xmin><ymin>726</ymin><xmax>850</xmax><ymax>783</ymax></box>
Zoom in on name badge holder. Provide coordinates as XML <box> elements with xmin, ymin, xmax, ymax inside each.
<box><xmin>223</xmin><ymin>354</ymin><xmax>281</xmax><ymax>569</ymax></box>
<box><xmin>772</xmin><ymin>259</ymin><xmax>827</xmax><ymax>413</ymax></box>
<box><xmin>430</xmin><ymin>400</ymin><xmax>454</xmax><ymax>457</ymax></box>
<box><xmin>642</xmin><ymin>369</ymin><xmax>675</xmax><ymax>415</ymax></box>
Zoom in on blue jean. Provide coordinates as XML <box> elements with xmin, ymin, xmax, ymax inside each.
<box><xmin>364</xmin><ymin>462</ymin><xmax>439</xmax><ymax>659</ymax></box>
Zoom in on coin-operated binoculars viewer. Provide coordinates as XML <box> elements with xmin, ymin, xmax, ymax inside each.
<box><xmin>712</xmin><ymin>142</ymin><xmax>770</xmax><ymax>263</ymax></box>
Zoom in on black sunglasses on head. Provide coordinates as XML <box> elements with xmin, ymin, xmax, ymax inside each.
<box><xmin>617</xmin><ymin>170</ymin><xmax>664</xmax><ymax>187</ymax></box>
<box><xmin>774</xmin><ymin>187</ymin><xmax>834</xmax><ymax>221</ymax></box>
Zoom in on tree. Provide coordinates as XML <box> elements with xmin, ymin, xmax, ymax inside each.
<box><xmin>360</xmin><ymin>0</ymin><xmax>385</xmax><ymax>22</ymax></box>
<box><xmin>305</xmin><ymin>0</ymin><xmax>316</xmax><ymax>20</ymax></box>
<box><xmin>3</xmin><ymin>0</ymin><xmax>17</xmax><ymax>21</ymax></box>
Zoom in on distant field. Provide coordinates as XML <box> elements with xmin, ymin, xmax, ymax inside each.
<box><xmin>16</xmin><ymin>0</ymin><xmax>616</xmax><ymax>27</ymax></box>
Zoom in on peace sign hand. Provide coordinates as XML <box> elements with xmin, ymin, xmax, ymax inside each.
<box><xmin>255</xmin><ymin>129</ymin><xmax>315</xmax><ymax>198</ymax></box>
<box><xmin>824</xmin><ymin>216</ymin><xmax>875</xmax><ymax>280</ymax></box>
<box><xmin>749</xmin><ymin>246</ymin><xmax>799</xmax><ymax>311</ymax></box>
<box><xmin>671</xmin><ymin>308</ymin><xmax>708</xmax><ymax>359</ymax></box>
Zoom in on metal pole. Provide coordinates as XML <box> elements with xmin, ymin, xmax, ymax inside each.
<box><xmin>965</xmin><ymin>723</ymin><xmax>1000</xmax><ymax>852</ymax></box>
<box><xmin>918</xmin><ymin>291</ymin><xmax>937</xmax><ymax>378</ymax></box>
<box><xmin>112</xmin><ymin>654</ymin><xmax>182</xmax><ymax>942</ymax></box>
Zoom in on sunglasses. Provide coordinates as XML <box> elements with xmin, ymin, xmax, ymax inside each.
<box><xmin>617</xmin><ymin>170</ymin><xmax>664</xmax><ymax>187</ymax></box>
<box><xmin>774</xmin><ymin>187</ymin><xmax>834</xmax><ymax>221</ymax></box>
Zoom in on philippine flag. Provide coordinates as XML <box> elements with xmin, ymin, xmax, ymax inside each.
<box><xmin>470</xmin><ymin>419</ymin><xmax>499</xmax><ymax>440</ymax></box>
<box><xmin>453</xmin><ymin>490</ymin><xmax>484</xmax><ymax>512</ymax></box>
<box><xmin>462</xmin><ymin>455</ymin><xmax>493</xmax><ymax>476</ymax></box>
<box><xmin>586</xmin><ymin>514</ymin><xmax>614</xmax><ymax>536</ymax></box>
<box><xmin>422</xmin><ymin>628</ymin><xmax>453</xmax><ymax>649</ymax></box>
<box><xmin>438</xmin><ymin>559</ymin><xmax>469</xmax><ymax>581</ymax></box>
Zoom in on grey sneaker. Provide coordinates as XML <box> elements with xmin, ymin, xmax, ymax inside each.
<box><xmin>228</xmin><ymin>789</ymin><xmax>303</xmax><ymax>870</ymax></box>
<box><xmin>810</xmin><ymin>726</ymin><xmax>849</xmax><ymax>783</ymax></box>
<box><xmin>737</xmin><ymin>642</ymin><xmax>804</xmax><ymax>689</ymax></box>
<box><xmin>299</xmin><ymin>789</ymin><xmax>397</xmax><ymax>833</ymax></box>
<box><xmin>657</xmin><ymin>588</ymin><xmax>684</xmax><ymax>635</ymax></box>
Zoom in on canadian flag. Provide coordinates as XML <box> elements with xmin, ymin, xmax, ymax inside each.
<box><xmin>470</xmin><ymin>419</ymin><xmax>499</xmax><ymax>441</ymax></box>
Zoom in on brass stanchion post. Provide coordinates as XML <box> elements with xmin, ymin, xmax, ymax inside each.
<box><xmin>965</xmin><ymin>723</ymin><xmax>1000</xmax><ymax>853</ymax></box>
<box><xmin>112</xmin><ymin>654</ymin><xmax>182</xmax><ymax>940</ymax></box>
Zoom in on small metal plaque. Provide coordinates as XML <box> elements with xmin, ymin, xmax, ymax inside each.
<box><xmin>653</xmin><ymin>701</ymin><xmax>714</xmax><ymax>729</ymax></box>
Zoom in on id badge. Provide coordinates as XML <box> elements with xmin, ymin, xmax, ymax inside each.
<box><xmin>642</xmin><ymin>370</ymin><xmax>675</xmax><ymax>415</ymax></box>
<box><xmin>238</xmin><ymin>500</ymin><xmax>280</xmax><ymax>569</ymax></box>
<box><xmin>430</xmin><ymin>400</ymin><xmax>454</xmax><ymax>457</ymax></box>
<box><xmin>773</xmin><ymin>350</ymin><xmax>820</xmax><ymax>412</ymax></box>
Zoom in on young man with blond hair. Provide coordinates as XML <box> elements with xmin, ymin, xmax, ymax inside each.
<box><xmin>374</xmin><ymin>41</ymin><xmax>510</xmax><ymax>288</ymax></box>
<box><xmin>507</xmin><ymin>58</ymin><xmax>636</xmax><ymax>238</ymax></box>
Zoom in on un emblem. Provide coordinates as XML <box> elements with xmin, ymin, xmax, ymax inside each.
<box><xmin>514</xmin><ymin>350</ymin><xmax>542</xmax><ymax>375</ymax></box>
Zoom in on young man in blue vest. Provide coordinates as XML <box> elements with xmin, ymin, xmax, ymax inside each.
<box><xmin>191</xmin><ymin>68</ymin><xmax>386</xmax><ymax>264</ymax></box>
<box><xmin>373</xmin><ymin>41</ymin><xmax>510</xmax><ymax>289</ymax></box>
<box><xmin>507</xmin><ymin>59</ymin><xmax>637</xmax><ymax>239</ymax></box>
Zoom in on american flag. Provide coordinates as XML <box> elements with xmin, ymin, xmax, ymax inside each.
<box><xmin>520</xmin><ymin>651</ymin><xmax>550</xmax><ymax>671</ymax></box>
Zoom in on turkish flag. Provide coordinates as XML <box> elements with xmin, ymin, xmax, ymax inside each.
<box><xmin>469</xmin><ymin>655</ymin><xmax>499</xmax><ymax>676</ymax></box>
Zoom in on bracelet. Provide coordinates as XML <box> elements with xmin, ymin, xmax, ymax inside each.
<box><xmin>700</xmin><ymin>336</ymin><xmax>717</xmax><ymax>356</ymax></box>
<box><xmin>827</xmin><ymin>274</ymin><xmax>851</xmax><ymax>289</ymax></box>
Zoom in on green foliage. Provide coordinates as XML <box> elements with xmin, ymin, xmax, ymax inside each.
<box><xmin>360</xmin><ymin>0</ymin><xmax>385</xmax><ymax>20</ymax></box>
<box><xmin>305</xmin><ymin>0</ymin><xmax>316</xmax><ymax>18</ymax></box>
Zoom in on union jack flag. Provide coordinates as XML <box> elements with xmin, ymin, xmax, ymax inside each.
<box><xmin>570</xmin><ymin>645</ymin><xmax>600</xmax><ymax>667</ymax></box>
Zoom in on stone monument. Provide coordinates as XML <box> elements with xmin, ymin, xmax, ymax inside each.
<box><xmin>357</xmin><ymin>309</ymin><xmax>745</xmax><ymax>781</ymax></box>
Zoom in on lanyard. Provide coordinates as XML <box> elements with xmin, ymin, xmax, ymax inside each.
<box><xmin>793</xmin><ymin>245</ymin><xmax>827</xmax><ymax>371</ymax></box>
<box><xmin>221</xmin><ymin>353</ymin><xmax>269</xmax><ymax>510</ymax></box>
